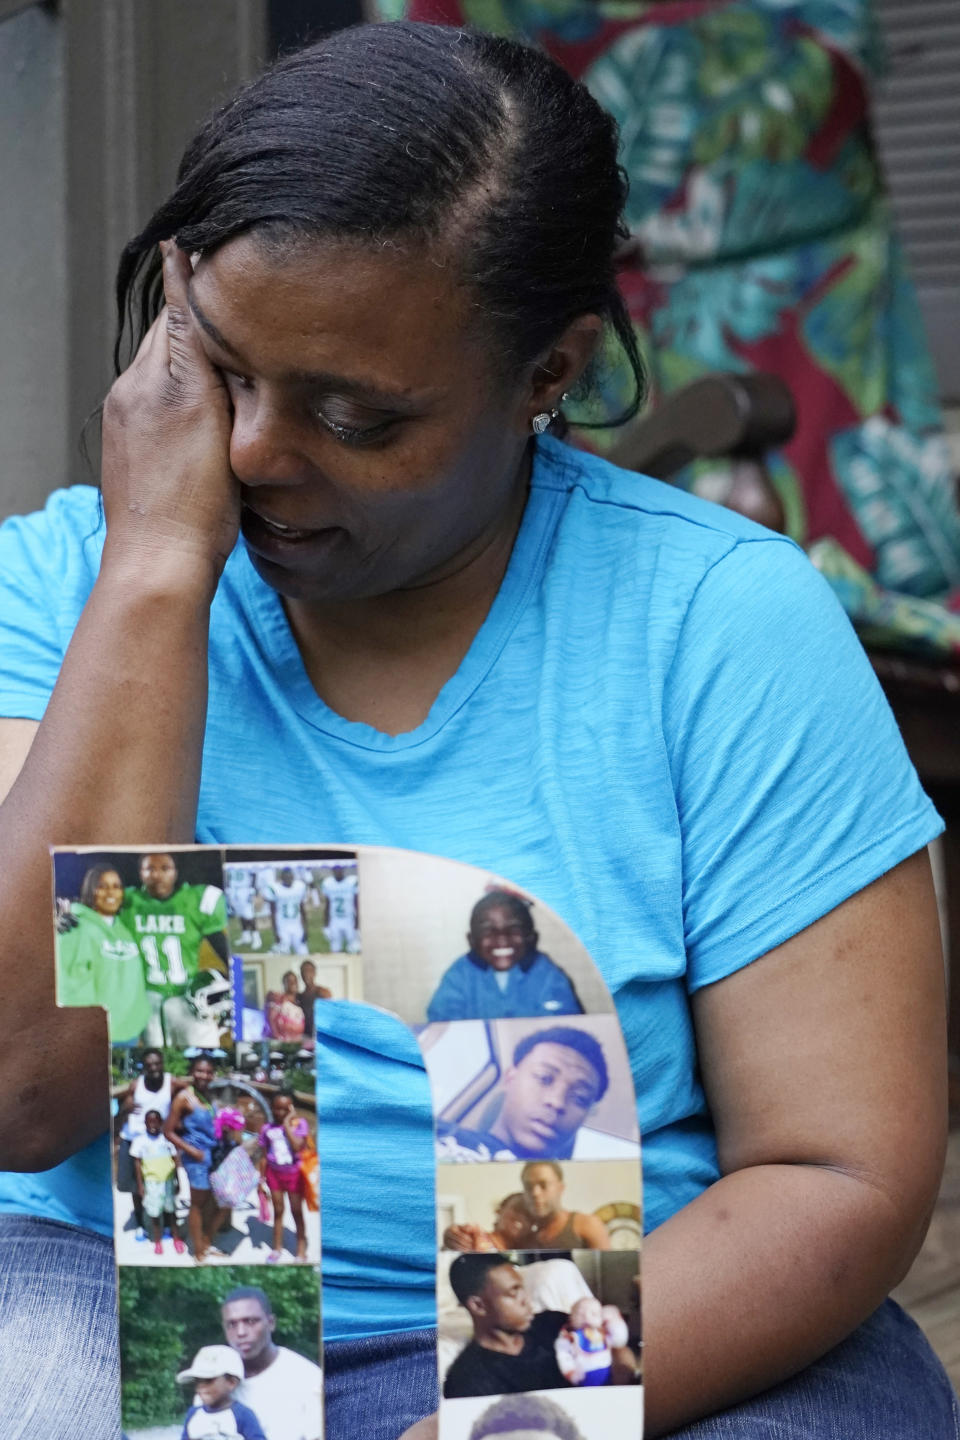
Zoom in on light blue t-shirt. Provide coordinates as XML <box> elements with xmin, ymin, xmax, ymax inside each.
<box><xmin>0</xmin><ymin>436</ymin><xmax>941</xmax><ymax>1339</ymax></box>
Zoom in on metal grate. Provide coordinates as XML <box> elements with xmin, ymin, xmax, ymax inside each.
<box><xmin>873</xmin><ymin>0</ymin><xmax>960</xmax><ymax>398</ymax></box>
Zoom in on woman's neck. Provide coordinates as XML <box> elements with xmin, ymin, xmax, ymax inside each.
<box><xmin>284</xmin><ymin>477</ymin><xmax>528</xmax><ymax>736</ymax></box>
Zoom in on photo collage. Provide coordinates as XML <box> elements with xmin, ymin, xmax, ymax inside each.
<box><xmin>52</xmin><ymin>844</ymin><xmax>643</xmax><ymax>1440</ymax></box>
<box><xmin>52</xmin><ymin>845</ymin><xmax>332</xmax><ymax>1440</ymax></box>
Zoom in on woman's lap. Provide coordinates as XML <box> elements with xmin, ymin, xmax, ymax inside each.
<box><xmin>662</xmin><ymin>1299</ymin><xmax>960</xmax><ymax>1439</ymax></box>
<box><xmin>328</xmin><ymin>1303</ymin><xmax>959</xmax><ymax>1440</ymax></box>
<box><xmin>1</xmin><ymin>1216</ymin><xmax>957</xmax><ymax>1440</ymax></box>
<box><xmin>0</xmin><ymin>1216</ymin><xmax>120</xmax><ymax>1440</ymax></box>
<box><xmin>325</xmin><ymin>1325</ymin><xmax>440</xmax><ymax>1438</ymax></box>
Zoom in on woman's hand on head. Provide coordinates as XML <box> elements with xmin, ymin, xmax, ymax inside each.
<box><xmin>100</xmin><ymin>240</ymin><xmax>239</xmax><ymax>588</ymax></box>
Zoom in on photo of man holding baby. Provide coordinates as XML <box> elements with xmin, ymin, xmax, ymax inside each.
<box><xmin>439</xmin><ymin>1251</ymin><xmax>640</xmax><ymax>1399</ymax></box>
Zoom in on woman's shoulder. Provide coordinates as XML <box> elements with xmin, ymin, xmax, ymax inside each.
<box><xmin>533</xmin><ymin>435</ymin><xmax>825</xmax><ymax>645</ymax></box>
<box><xmin>0</xmin><ymin>485</ymin><xmax>105</xmax><ymax>571</ymax></box>
<box><xmin>0</xmin><ymin>487</ymin><xmax>105</xmax><ymax>678</ymax></box>
<box><xmin>535</xmin><ymin>435</ymin><xmax>791</xmax><ymax>553</ymax></box>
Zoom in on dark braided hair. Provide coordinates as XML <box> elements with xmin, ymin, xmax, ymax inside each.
<box><xmin>114</xmin><ymin>22</ymin><xmax>644</xmax><ymax>424</ymax></box>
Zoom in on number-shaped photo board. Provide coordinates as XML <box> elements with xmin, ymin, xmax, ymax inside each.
<box><xmin>52</xmin><ymin>843</ymin><xmax>644</xmax><ymax>1440</ymax></box>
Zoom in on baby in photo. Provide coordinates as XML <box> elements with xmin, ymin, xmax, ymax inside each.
<box><xmin>554</xmin><ymin>1296</ymin><xmax>630</xmax><ymax>1387</ymax></box>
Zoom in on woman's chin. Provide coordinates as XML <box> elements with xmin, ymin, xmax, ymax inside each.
<box><xmin>244</xmin><ymin>538</ymin><xmax>381</xmax><ymax>606</ymax></box>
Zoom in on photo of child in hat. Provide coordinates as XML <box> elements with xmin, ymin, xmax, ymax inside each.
<box><xmin>176</xmin><ymin>1344</ymin><xmax>266</xmax><ymax>1440</ymax></box>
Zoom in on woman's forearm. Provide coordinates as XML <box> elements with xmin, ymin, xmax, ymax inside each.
<box><xmin>0</xmin><ymin>553</ymin><xmax>215</xmax><ymax>1169</ymax></box>
<box><xmin>641</xmin><ymin>1159</ymin><xmax>933</xmax><ymax>1436</ymax></box>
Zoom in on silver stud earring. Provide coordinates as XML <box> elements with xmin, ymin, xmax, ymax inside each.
<box><xmin>531</xmin><ymin>393</ymin><xmax>569</xmax><ymax>436</ymax></box>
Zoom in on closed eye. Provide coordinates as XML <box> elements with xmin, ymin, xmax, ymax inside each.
<box><xmin>315</xmin><ymin>411</ymin><xmax>398</xmax><ymax>446</ymax></box>
<box><xmin>217</xmin><ymin>361</ymin><xmax>403</xmax><ymax>445</ymax></box>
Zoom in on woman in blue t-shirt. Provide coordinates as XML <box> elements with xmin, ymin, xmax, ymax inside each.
<box><xmin>0</xmin><ymin>21</ymin><xmax>955</xmax><ymax>1440</ymax></box>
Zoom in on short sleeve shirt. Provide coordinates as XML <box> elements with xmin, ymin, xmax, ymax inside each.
<box><xmin>0</xmin><ymin>438</ymin><xmax>942</xmax><ymax>1338</ymax></box>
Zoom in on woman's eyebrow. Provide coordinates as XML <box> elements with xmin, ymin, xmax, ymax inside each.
<box><xmin>188</xmin><ymin>290</ymin><xmax>434</xmax><ymax>411</ymax></box>
<box><xmin>188</xmin><ymin>292</ymin><xmax>244</xmax><ymax>359</ymax></box>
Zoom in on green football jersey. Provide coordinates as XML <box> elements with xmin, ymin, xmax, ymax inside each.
<box><xmin>56</xmin><ymin>903</ymin><xmax>151</xmax><ymax>1043</ymax></box>
<box><xmin>123</xmin><ymin>882</ymin><xmax>228</xmax><ymax>999</ymax></box>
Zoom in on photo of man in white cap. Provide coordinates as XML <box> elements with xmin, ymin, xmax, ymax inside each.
<box><xmin>176</xmin><ymin>1344</ymin><xmax>267</xmax><ymax>1440</ymax></box>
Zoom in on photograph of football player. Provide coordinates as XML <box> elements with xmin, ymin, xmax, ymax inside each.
<box><xmin>265</xmin><ymin>867</ymin><xmax>310</xmax><ymax>956</ymax></box>
<box><xmin>125</xmin><ymin>853</ymin><xmax>231</xmax><ymax>1047</ymax></box>
<box><xmin>322</xmin><ymin>863</ymin><xmax>360</xmax><ymax>954</ymax></box>
<box><xmin>224</xmin><ymin>852</ymin><xmax>359</xmax><ymax>960</ymax></box>
<box><xmin>226</xmin><ymin>864</ymin><xmax>263</xmax><ymax>951</ymax></box>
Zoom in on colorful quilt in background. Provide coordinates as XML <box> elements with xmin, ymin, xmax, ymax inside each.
<box><xmin>383</xmin><ymin>0</ymin><xmax>960</xmax><ymax>644</ymax></box>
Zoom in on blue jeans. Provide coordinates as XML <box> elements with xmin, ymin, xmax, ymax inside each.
<box><xmin>2</xmin><ymin>1215</ymin><xmax>958</xmax><ymax>1439</ymax></box>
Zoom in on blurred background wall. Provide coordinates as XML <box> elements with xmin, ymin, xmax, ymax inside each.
<box><xmin>0</xmin><ymin>0</ymin><xmax>367</xmax><ymax>520</ymax></box>
<box><xmin>871</xmin><ymin>0</ymin><xmax>960</xmax><ymax>465</ymax></box>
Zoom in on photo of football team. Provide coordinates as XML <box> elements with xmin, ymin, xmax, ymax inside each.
<box><xmin>223</xmin><ymin>849</ymin><xmax>362</xmax><ymax>1044</ymax></box>
<box><xmin>224</xmin><ymin>853</ymin><xmax>360</xmax><ymax>959</ymax></box>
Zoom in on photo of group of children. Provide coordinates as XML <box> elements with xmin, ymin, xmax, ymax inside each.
<box><xmin>53</xmin><ymin>843</ymin><xmax>642</xmax><ymax>1437</ymax></box>
<box><xmin>112</xmin><ymin>1045</ymin><xmax>319</xmax><ymax>1268</ymax></box>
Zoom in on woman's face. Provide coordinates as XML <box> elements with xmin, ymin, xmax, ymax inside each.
<box><xmin>91</xmin><ymin>870</ymin><xmax>124</xmax><ymax>917</ymax></box>
<box><xmin>189</xmin><ymin>235</ymin><xmax>536</xmax><ymax>606</ymax></box>
<box><xmin>191</xmin><ymin>1060</ymin><xmax>215</xmax><ymax>1093</ymax></box>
